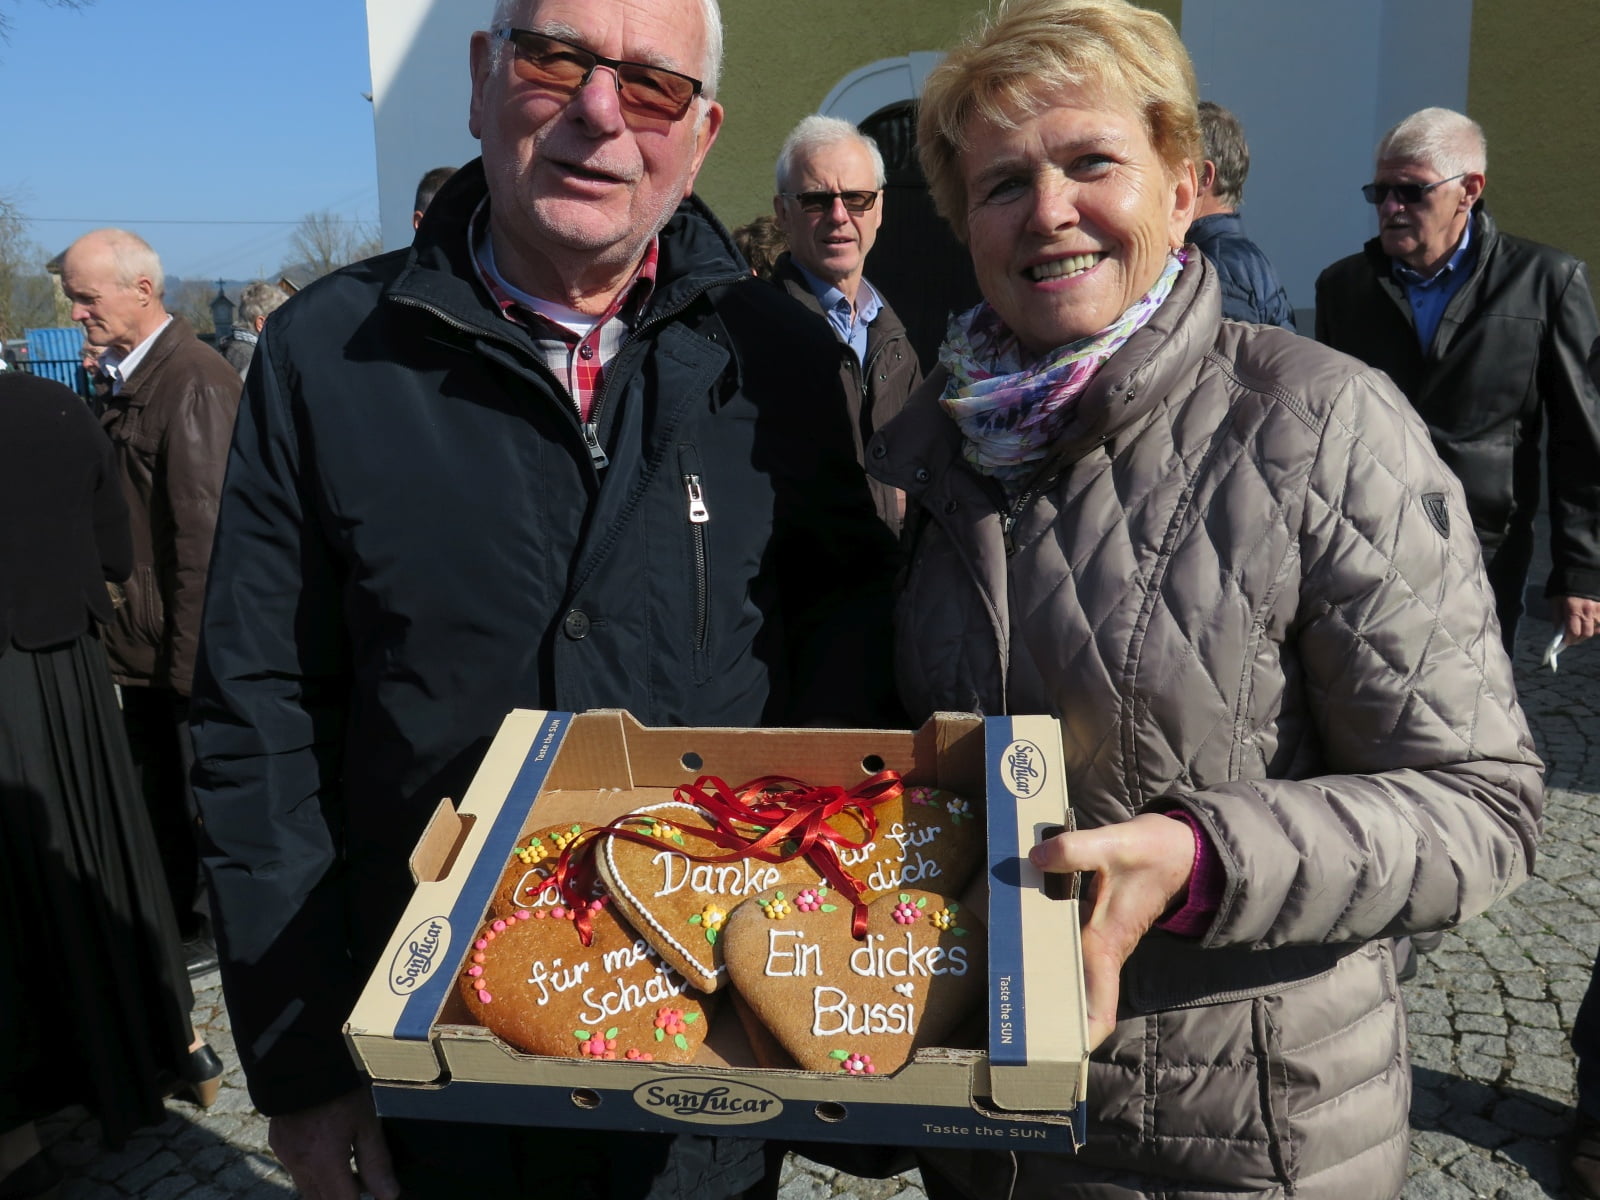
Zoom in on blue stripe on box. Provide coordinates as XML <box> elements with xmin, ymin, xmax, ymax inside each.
<box><xmin>395</xmin><ymin>712</ymin><xmax>574</xmax><ymax>1041</ymax></box>
<box><xmin>984</xmin><ymin>715</ymin><xmax>1028</xmax><ymax>1067</ymax></box>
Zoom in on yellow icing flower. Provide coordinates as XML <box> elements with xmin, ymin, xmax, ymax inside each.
<box><xmin>761</xmin><ymin>896</ymin><xmax>791</xmax><ymax>920</ymax></box>
<box><xmin>930</xmin><ymin>908</ymin><xmax>954</xmax><ymax>930</ymax></box>
<box><xmin>699</xmin><ymin>903</ymin><xmax>727</xmax><ymax>931</ymax></box>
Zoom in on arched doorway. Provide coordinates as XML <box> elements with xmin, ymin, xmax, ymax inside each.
<box><xmin>821</xmin><ymin>58</ymin><xmax>982</xmax><ymax>371</ymax></box>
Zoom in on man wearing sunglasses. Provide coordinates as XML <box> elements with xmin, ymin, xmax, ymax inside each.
<box><xmin>1316</xmin><ymin>105</ymin><xmax>1600</xmax><ymax>657</ymax></box>
<box><xmin>190</xmin><ymin>2</ymin><xmax>897</xmax><ymax>1198</ymax></box>
<box><xmin>770</xmin><ymin>116</ymin><xmax>921</xmax><ymax>534</ymax></box>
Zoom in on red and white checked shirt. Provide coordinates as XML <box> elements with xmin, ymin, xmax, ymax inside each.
<box><xmin>468</xmin><ymin>200</ymin><xmax>658</xmax><ymax>423</ymax></box>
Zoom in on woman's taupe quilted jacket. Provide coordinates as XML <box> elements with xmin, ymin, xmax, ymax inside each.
<box><xmin>868</xmin><ymin>256</ymin><xmax>1543</xmax><ymax>1199</ymax></box>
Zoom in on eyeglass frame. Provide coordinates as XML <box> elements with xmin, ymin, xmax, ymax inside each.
<box><xmin>777</xmin><ymin>190</ymin><xmax>881</xmax><ymax>215</ymax></box>
<box><xmin>1360</xmin><ymin>172</ymin><xmax>1467</xmax><ymax>206</ymax></box>
<box><xmin>491</xmin><ymin>28</ymin><xmax>705</xmax><ymax>121</ymax></box>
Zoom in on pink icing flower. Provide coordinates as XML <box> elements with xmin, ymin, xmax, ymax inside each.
<box><xmin>794</xmin><ymin>888</ymin><xmax>822</xmax><ymax>912</ymax></box>
<box><xmin>654</xmin><ymin>1008</ymin><xmax>688</xmax><ymax>1036</ymax></box>
<box><xmin>841</xmin><ymin>1052</ymin><xmax>875</xmax><ymax>1075</ymax></box>
<box><xmin>892</xmin><ymin>901</ymin><xmax>920</xmax><ymax>925</ymax></box>
<box><xmin>907</xmin><ymin>787</ymin><xmax>936</xmax><ymax>806</ymax></box>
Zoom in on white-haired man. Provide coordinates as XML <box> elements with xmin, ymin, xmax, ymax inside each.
<box><xmin>1316</xmin><ymin>106</ymin><xmax>1600</xmax><ymax>654</ymax></box>
<box><xmin>189</xmin><ymin>1</ymin><xmax>895</xmax><ymax>1197</ymax></box>
<box><xmin>216</xmin><ymin>280</ymin><xmax>290</xmax><ymax>378</ymax></box>
<box><xmin>58</xmin><ymin>228</ymin><xmax>240</xmax><ymax>979</ymax></box>
<box><xmin>772</xmin><ymin>115</ymin><xmax>920</xmax><ymax>532</ymax></box>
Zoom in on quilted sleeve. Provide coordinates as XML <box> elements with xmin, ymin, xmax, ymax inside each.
<box><xmin>1173</xmin><ymin>368</ymin><xmax>1544</xmax><ymax>949</ymax></box>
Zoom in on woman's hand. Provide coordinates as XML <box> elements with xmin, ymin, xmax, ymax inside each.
<box><xmin>1029</xmin><ymin>813</ymin><xmax>1198</xmax><ymax>1048</ymax></box>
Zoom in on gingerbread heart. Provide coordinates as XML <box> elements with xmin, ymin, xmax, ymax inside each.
<box><xmin>845</xmin><ymin>785</ymin><xmax>983</xmax><ymax>901</ymax></box>
<box><xmin>457</xmin><ymin>896</ymin><xmax>713</xmax><ymax>1063</ymax></box>
<box><xmin>486</xmin><ymin>821</ymin><xmax>603</xmax><ymax>919</ymax></box>
<box><xmin>720</xmin><ymin>887</ymin><xmax>985</xmax><ymax>1075</ymax></box>
<box><xmin>595</xmin><ymin>802</ymin><xmax>824</xmax><ymax>992</ymax></box>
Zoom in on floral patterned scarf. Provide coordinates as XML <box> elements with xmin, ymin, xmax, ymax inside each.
<box><xmin>938</xmin><ymin>250</ymin><xmax>1184</xmax><ymax>492</ymax></box>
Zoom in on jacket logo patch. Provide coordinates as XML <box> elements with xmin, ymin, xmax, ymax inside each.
<box><xmin>1421</xmin><ymin>493</ymin><xmax>1450</xmax><ymax>539</ymax></box>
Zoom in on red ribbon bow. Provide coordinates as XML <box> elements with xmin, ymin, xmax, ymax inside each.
<box><xmin>537</xmin><ymin>770</ymin><xmax>903</xmax><ymax>945</ymax></box>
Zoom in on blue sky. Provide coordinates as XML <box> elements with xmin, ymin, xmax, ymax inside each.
<box><xmin>0</xmin><ymin>0</ymin><xmax>379</xmax><ymax>283</ymax></box>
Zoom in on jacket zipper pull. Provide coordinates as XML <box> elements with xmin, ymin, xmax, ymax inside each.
<box><xmin>582</xmin><ymin>422</ymin><xmax>610</xmax><ymax>470</ymax></box>
<box><xmin>684</xmin><ymin>474</ymin><xmax>709</xmax><ymax>523</ymax></box>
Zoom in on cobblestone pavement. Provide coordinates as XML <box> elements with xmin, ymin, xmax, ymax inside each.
<box><xmin>29</xmin><ymin>612</ymin><xmax>1600</xmax><ymax>1198</ymax></box>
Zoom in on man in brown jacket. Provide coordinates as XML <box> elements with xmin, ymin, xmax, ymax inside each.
<box><xmin>772</xmin><ymin>115</ymin><xmax>920</xmax><ymax>534</ymax></box>
<box><xmin>59</xmin><ymin>228</ymin><xmax>241</xmax><ymax>976</ymax></box>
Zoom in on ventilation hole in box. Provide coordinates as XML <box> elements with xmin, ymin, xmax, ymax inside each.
<box><xmin>681</xmin><ymin>751</ymin><xmax>703</xmax><ymax>771</ymax></box>
<box><xmin>813</xmin><ymin>1102</ymin><xmax>848</xmax><ymax>1124</ymax></box>
<box><xmin>861</xmin><ymin>754</ymin><xmax>885</xmax><ymax>773</ymax></box>
<box><xmin>570</xmin><ymin>1088</ymin><xmax>603</xmax><ymax>1110</ymax></box>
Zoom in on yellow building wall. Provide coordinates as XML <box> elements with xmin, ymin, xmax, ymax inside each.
<box><xmin>1469</xmin><ymin>1</ymin><xmax>1600</xmax><ymax>295</ymax></box>
<box><xmin>699</xmin><ymin>0</ymin><xmax>1185</xmax><ymax>228</ymax></box>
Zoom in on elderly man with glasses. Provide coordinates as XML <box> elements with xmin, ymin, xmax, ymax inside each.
<box><xmin>770</xmin><ymin>115</ymin><xmax>922</xmax><ymax>534</ymax></box>
<box><xmin>1316</xmin><ymin>105</ymin><xmax>1600</xmax><ymax>656</ymax></box>
<box><xmin>188</xmin><ymin>1</ymin><xmax>897</xmax><ymax>1197</ymax></box>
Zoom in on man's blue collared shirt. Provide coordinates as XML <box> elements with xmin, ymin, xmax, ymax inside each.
<box><xmin>793</xmin><ymin>263</ymin><xmax>880</xmax><ymax>366</ymax></box>
<box><xmin>1393</xmin><ymin>218</ymin><xmax>1476</xmax><ymax>353</ymax></box>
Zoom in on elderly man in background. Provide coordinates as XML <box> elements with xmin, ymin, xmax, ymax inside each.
<box><xmin>771</xmin><ymin>115</ymin><xmax>920</xmax><ymax>533</ymax></box>
<box><xmin>1185</xmin><ymin>100</ymin><xmax>1295</xmax><ymax>329</ymax></box>
<box><xmin>189</xmin><ymin>1</ymin><xmax>895</xmax><ymax>1197</ymax></box>
<box><xmin>216</xmin><ymin>280</ymin><xmax>290</xmax><ymax>377</ymax></box>
<box><xmin>1317</xmin><ymin>106</ymin><xmax>1600</xmax><ymax>652</ymax></box>
<box><xmin>57</xmin><ymin>228</ymin><xmax>241</xmax><ymax>979</ymax></box>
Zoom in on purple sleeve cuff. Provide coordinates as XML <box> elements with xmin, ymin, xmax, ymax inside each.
<box><xmin>1154</xmin><ymin>809</ymin><xmax>1223</xmax><ymax>938</ymax></box>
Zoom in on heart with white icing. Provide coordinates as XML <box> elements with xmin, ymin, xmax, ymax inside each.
<box><xmin>457</xmin><ymin>896</ymin><xmax>712</xmax><ymax>1062</ymax></box>
<box><xmin>720</xmin><ymin>887</ymin><xmax>985</xmax><ymax>1074</ymax></box>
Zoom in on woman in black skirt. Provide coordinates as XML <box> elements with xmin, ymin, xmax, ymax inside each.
<box><xmin>0</xmin><ymin>372</ymin><xmax>221</xmax><ymax>1194</ymax></box>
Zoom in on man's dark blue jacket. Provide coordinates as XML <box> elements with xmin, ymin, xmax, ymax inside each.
<box><xmin>1186</xmin><ymin>211</ymin><xmax>1296</xmax><ymax>330</ymax></box>
<box><xmin>190</xmin><ymin>160</ymin><xmax>897</xmax><ymax>1126</ymax></box>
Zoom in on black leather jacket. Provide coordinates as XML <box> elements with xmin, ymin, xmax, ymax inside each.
<box><xmin>1316</xmin><ymin>211</ymin><xmax>1600</xmax><ymax>601</ymax></box>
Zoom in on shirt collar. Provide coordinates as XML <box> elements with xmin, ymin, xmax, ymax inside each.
<box><xmin>102</xmin><ymin>315</ymin><xmax>173</xmax><ymax>394</ymax></box>
<box><xmin>793</xmin><ymin>261</ymin><xmax>880</xmax><ymax>325</ymax></box>
<box><xmin>468</xmin><ymin>197</ymin><xmax>658</xmax><ymax>334</ymax></box>
<box><xmin>1392</xmin><ymin>214</ymin><xmax>1475</xmax><ymax>287</ymax></box>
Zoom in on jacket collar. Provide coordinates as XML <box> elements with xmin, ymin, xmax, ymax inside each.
<box><xmin>1361</xmin><ymin>209</ymin><xmax>1499</xmax><ymax>348</ymax></box>
<box><xmin>771</xmin><ymin>252</ymin><xmax>909</xmax><ymax>351</ymax></box>
<box><xmin>870</xmin><ymin>253</ymin><xmax>1220</xmax><ymax>497</ymax></box>
<box><xmin>113</xmin><ymin>316</ymin><xmax>201</xmax><ymax>408</ymax></box>
<box><xmin>387</xmin><ymin>157</ymin><xmax>747</xmax><ymax>342</ymax></box>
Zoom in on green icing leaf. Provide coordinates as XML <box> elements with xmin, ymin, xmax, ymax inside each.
<box><xmin>674</xmin><ymin>1033</ymin><xmax>688</xmax><ymax>1051</ymax></box>
<box><xmin>575</xmin><ymin>1030</ymin><xmax>590</xmax><ymax>1039</ymax></box>
<box><xmin>820</xmin><ymin>904</ymin><xmax>837</xmax><ymax>913</ymax></box>
<box><xmin>688</xmin><ymin>914</ymin><xmax>702</xmax><ymax>925</ymax></box>
<box><xmin>655</xmin><ymin>1028</ymin><xmax>666</xmax><ymax>1042</ymax></box>
<box><xmin>684</xmin><ymin>1012</ymin><xmax>700</xmax><ymax>1024</ymax></box>
<box><xmin>605</xmin><ymin>1027</ymin><xmax>619</xmax><ymax>1040</ymax></box>
<box><xmin>916</xmin><ymin>897</ymin><xmax>928</xmax><ymax>908</ymax></box>
<box><xmin>706</xmin><ymin>928</ymin><xmax>719</xmax><ymax>945</ymax></box>
<box><xmin>898</xmin><ymin>893</ymin><xmax>910</xmax><ymax>903</ymax></box>
<box><xmin>829</xmin><ymin>1049</ymin><xmax>850</xmax><ymax>1060</ymax></box>
<box><xmin>954</xmin><ymin>927</ymin><xmax>967</xmax><ymax>937</ymax></box>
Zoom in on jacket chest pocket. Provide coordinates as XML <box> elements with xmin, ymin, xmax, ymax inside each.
<box><xmin>676</xmin><ymin>444</ymin><xmax>712</xmax><ymax>683</ymax></box>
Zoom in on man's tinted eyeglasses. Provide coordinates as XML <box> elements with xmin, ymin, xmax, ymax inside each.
<box><xmin>779</xmin><ymin>190</ymin><xmax>880</xmax><ymax>214</ymax></box>
<box><xmin>493</xmin><ymin>29</ymin><xmax>703</xmax><ymax>121</ymax></box>
<box><xmin>1360</xmin><ymin>173</ymin><xmax>1466</xmax><ymax>205</ymax></box>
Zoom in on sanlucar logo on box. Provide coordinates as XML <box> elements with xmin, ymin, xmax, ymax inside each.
<box><xmin>1001</xmin><ymin>740</ymin><xmax>1046</xmax><ymax>799</ymax></box>
<box><xmin>388</xmin><ymin>916</ymin><xmax>450</xmax><ymax>996</ymax></box>
<box><xmin>632</xmin><ymin>1079</ymin><xmax>784</xmax><ymax>1125</ymax></box>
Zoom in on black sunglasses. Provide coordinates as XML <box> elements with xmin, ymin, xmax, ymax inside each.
<box><xmin>493</xmin><ymin>28</ymin><xmax>703</xmax><ymax>121</ymax></box>
<box><xmin>1360</xmin><ymin>173</ymin><xmax>1466</xmax><ymax>205</ymax></box>
<box><xmin>779</xmin><ymin>190</ymin><xmax>880</xmax><ymax>214</ymax></box>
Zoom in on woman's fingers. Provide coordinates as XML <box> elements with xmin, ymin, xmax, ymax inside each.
<box><xmin>1028</xmin><ymin>814</ymin><xmax>1200</xmax><ymax>1048</ymax></box>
